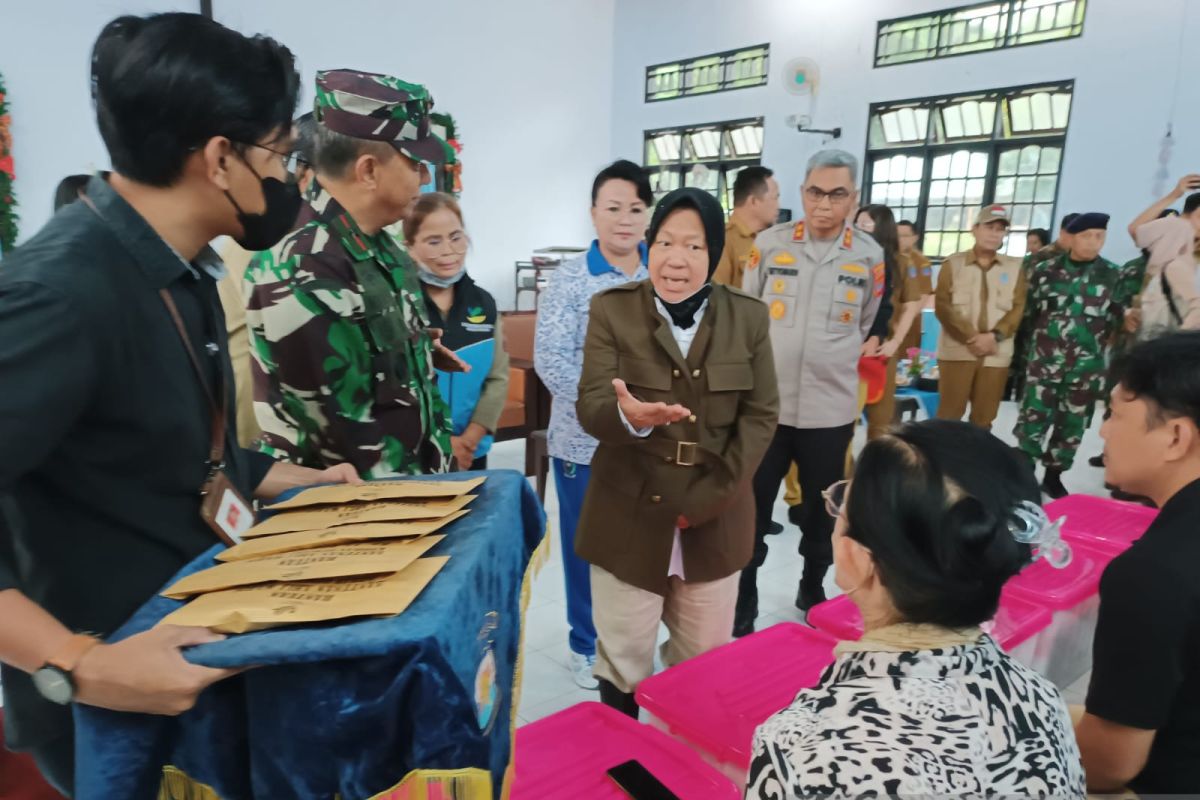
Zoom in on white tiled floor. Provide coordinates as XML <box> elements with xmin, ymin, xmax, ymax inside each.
<box><xmin>492</xmin><ymin>399</ymin><xmax>1111</xmax><ymax>724</ymax></box>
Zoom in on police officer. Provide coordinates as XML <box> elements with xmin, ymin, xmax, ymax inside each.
<box><xmin>245</xmin><ymin>70</ymin><xmax>467</xmax><ymax>479</ymax></box>
<box><xmin>736</xmin><ymin>150</ymin><xmax>883</xmax><ymax>635</ymax></box>
<box><xmin>1016</xmin><ymin>212</ymin><xmax>1140</xmax><ymax>498</ymax></box>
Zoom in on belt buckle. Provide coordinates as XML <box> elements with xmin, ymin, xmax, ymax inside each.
<box><xmin>675</xmin><ymin>441</ymin><xmax>697</xmax><ymax>467</ymax></box>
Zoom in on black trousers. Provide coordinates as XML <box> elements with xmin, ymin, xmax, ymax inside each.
<box><xmin>29</xmin><ymin>731</ymin><xmax>74</xmax><ymax>797</ymax></box>
<box><xmin>737</xmin><ymin>423</ymin><xmax>855</xmax><ymax>614</ymax></box>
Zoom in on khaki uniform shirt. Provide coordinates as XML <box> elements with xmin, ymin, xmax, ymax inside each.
<box><xmin>896</xmin><ymin>249</ymin><xmax>933</xmax><ymax>351</ymax></box>
<box><xmin>713</xmin><ymin>214</ymin><xmax>758</xmax><ymax>289</ymax></box>
<box><xmin>935</xmin><ymin>249</ymin><xmax>1027</xmax><ymax>367</ymax></box>
<box><xmin>744</xmin><ymin>221</ymin><xmax>884</xmax><ymax>428</ymax></box>
<box><xmin>216</xmin><ymin>240</ymin><xmax>261</xmax><ymax>448</ymax></box>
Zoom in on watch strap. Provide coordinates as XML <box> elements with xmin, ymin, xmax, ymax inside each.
<box><xmin>45</xmin><ymin>634</ymin><xmax>101</xmax><ymax>673</ymax></box>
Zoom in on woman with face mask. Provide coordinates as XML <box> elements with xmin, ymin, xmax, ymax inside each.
<box><xmin>404</xmin><ymin>193</ymin><xmax>509</xmax><ymax>471</ymax></box>
<box><xmin>748</xmin><ymin>420</ymin><xmax>1085</xmax><ymax>799</ymax></box>
<box><xmin>573</xmin><ymin>187</ymin><xmax>780</xmax><ymax>717</ymax></box>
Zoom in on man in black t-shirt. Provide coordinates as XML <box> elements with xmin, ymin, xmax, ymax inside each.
<box><xmin>1077</xmin><ymin>331</ymin><xmax>1200</xmax><ymax>794</ymax></box>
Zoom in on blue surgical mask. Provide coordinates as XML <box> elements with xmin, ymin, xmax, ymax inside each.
<box><xmin>418</xmin><ymin>267</ymin><xmax>465</xmax><ymax>288</ymax></box>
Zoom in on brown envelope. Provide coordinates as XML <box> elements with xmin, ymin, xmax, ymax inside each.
<box><xmin>159</xmin><ymin>556</ymin><xmax>450</xmax><ymax>634</ymax></box>
<box><xmin>265</xmin><ymin>477</ymin><xmax>486</xmax><ymax>511</ymax></box>
<box><xmin>162</xmin><ymin>536</ymin><xmax>444</xmax><ymax>599</ymax></box>
<box><xmin>216</xmin><ymin>511</ymin><xmax>467</xmax><ymax>562</ymax></box>
<box><xmin>242</xmin><ymin>495</ymin><xmax>476</xmax><ymax>538</ymax></box>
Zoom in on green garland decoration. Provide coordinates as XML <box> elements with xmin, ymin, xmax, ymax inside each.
<box><xmin>430</xmin><ymin>112</ymin><xmax>462</xmax><ymax>196</ymax></box>
<box><xmin>0</xmin><ymin>70</ymin><xmax>17</xmax><ymax>254</ymax></box>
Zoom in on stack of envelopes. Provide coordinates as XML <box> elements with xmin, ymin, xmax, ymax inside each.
<box><xmin>159</xmin><ymin>478</ymin><xmax>484</xmax><ymax>633</ymax></box>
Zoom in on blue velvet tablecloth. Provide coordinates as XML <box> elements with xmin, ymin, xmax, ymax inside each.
<box><xmin>73</xmin><ymin>470</ymin><xmax>546</xmax><ymax>800</ymax></box>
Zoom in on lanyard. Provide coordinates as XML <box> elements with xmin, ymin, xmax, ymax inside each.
<box><xmin>79</xmin><ymin>194</ymin><xmax>228</xmax><ymax>478</ymax></box>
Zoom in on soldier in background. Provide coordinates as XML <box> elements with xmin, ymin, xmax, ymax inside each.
<box><xmin>1015</xmin><ymin>213</ymin><xmax>1140</xmax><ymax>498</ymax></box>
<box><xmin>1007</xmin><ymin>212</ymin><xmax>1078</xmax><ymax>402</ymax></box>
<box><xmin>245</xmin><ymin>70</ymin><xmax>466</xmax><ymax>479</ymax></box>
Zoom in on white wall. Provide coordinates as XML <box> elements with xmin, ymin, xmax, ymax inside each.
<box><xmin>611</xmin><ymin>0</ymin><xmax>1200</xmax><ymax>264</ymax></box>
<box><xmin>215</xmin><ymin>0</ymin><xmax>616</xmax><ymax>308</ymax></box>
<box><xmin>3</xmin><ymin>0</ymin><xmax>192</xmax><ymax>246</ymax></box>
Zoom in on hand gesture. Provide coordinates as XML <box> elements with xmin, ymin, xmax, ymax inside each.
<box><xmin>451</xmin><ymin>435</ymin><xmax>477</xmax><ymax>470</ymax></box>
<box><xmin>318</xmin><ymin>463</ymin><xmax>364</xmax><ymax>486</ymax></box>
<box><xmin>612</xmin><ymin>379</ymin><xmax>691</xmax><ymax>430</ymax></box>
<box><xmin>1175</xmin><ymin>174</ymin><xmax>1200</xmax><ymax>198</ymax></box>
<box><xmin>1124</xmin><ymin>308</ymin><xmax>1142</xmax><ymax>333</ymax></box>
<box><xmin>878</xmin><ymin>338</ymin><xmax>900</xmax><ymax>359</ymax></box>
<box><xmin>428</xmin><ymin>328</ymin><xmax>470</xmax><ymax>373</ymax></box>
<box><xmin>967</xmin><ymin>332</ymin><xmax>998</xmax><ymax>357</ymax></box>
<box><xmin>860</xmin><ymin>336</ymin><xmax>881</xmax><ymax>357</ymax></box>
<box><xmin>74</xmin><ymin>626</ymin><xmax>241</xmax><ymax>716</ymax></box>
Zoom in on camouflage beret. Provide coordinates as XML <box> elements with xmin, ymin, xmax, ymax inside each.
<box><xmin>314</xmin><ymin>69</ymin><xmax>451</xmax><ymax>165</ymax></box>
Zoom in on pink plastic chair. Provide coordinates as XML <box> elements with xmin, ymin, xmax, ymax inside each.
<box><xmin>511</xmin><ymin>702</ymin><xmax>740</xmax><ymax>799</ymax></box>
<box><xmin>635</xmin><ymin>623</ymin><xmax>837</xmax><ymax>781</ymax></box>
<box><xmin>1045</xmin><ymin>494</ymin><xmax>1156</xmax><ymax>556</ymax></box>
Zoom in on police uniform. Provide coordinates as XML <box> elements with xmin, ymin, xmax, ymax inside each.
<box><xmin>245</xmin><ymin>70</ymin><xmax>456</xmax><ymax>479</ymax></box>
<box><xmin>737</xmin><ymin>220</ymin><xmax>883</xmax><ymax>627</ymax></box>
<box><xmin>935</xmin><ymin>206</ymin><xmax>1028</xmax><ymax>431</ymax></box>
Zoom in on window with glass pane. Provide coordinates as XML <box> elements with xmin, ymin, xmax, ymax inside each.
<box><xmin>992</xmin><ymin>143</ymin><xmax>1062</xmax><ymax>256</ymax></box>
<box><xmin>868</xmin><ymin>154</ymin><xmax>925</xmax><ymax>224</ymax></box>
<box><xmin>876</xmin><ymin>0</ymin><xmax>1086</xmax><ymax>66</ymax></box>
<box><xmin>646</xmin><ymin>45</ymin><xmax>769</xmax><ymax>102</ymax></box>
<box><xmin>865</xmin><ymin>82</ymin><xmax>1071</xmax><ymax>261</ymax></box>
<box><xmin>645</xmin><ymin>118</ymin><xmax>764</xmax><ymax>212</ymax></box>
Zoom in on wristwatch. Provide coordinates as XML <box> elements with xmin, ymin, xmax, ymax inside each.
<box><xmin>32</xmin><ymin>634</ymin><xmax>100</xmax><ymax>705</ymax></box>
<box><xmin>991</xmin><ymin>329</ymin><xmax>1007</xmax><ymax>342</ymax></box>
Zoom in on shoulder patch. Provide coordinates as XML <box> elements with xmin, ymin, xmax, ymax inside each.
<box><xmin>872</xmin><ymin>262</ymin><xmax>886</xmax><ymax>286</ymax></box>
<box><xmin>792</xmin><ymin>221</ymin><xmax>805</xmax><ymax>242</ymax></box>
<box><xmin>747</xmin><ymin>247</ymin><xmax>761</xmax><ymax>271</ymax></box>
<box><xmin>842</xmin><ymin>228</ymin><xmax>854</xmax><ymax>249</ymax></box>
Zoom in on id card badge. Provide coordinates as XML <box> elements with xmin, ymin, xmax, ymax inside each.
<box><xmin>200</xmin><ymin>471</ymin><xmax>255</xmax><ymax>546</ymax></box>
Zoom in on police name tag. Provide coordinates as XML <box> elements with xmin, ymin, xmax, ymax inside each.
<box><xmin>200</xmin><ymin>471</ymin><xmax>255</xmax><ymax>546</ymax></box>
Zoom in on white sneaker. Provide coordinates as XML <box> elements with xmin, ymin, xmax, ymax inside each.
<box><xmin>569</xmin><ymin>652</ymin><xmax>599</xmax><ymax>690</ymax></box>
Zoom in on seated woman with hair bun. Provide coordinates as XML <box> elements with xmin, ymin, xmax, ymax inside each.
<box><xmin>748</xmin><ymin>419</ymin><xmax>1085</xmax><ymax>799</ymax></box>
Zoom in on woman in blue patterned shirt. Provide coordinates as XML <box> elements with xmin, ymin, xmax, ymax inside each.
<box><xmin>534</xmin><ymin>160</ymin><xmax>651</xmax><ymax>689</ymax></box>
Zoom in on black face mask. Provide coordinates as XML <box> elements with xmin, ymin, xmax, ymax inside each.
<box><xmin>225</xmin><ymin>158</ymin><xmax>302</xmax><ymax>251</ymax></box>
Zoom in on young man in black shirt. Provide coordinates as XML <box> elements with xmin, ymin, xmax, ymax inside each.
<box><xmin>1077</xmin><ymin>330</ymin><xmax>1200</xmax><ymax>794</ymax></box>
<box><xmin>0</xmin><ymin>14</ymin><xmax>360</xmax><ymax>796</ymax></box>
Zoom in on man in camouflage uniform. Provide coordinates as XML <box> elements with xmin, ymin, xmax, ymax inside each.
<box><xmin>245</xmin><ymin>70</ymin><xmax>462</xmax><ymax>478</ymax></box>
<box><xmin>1007</xmin><ymin>212</ymin><xmax>1078</xmax><ymax>402</ymax></box>
<box><xmin>1015</xmin><ymin>213</ymin><xmax>1141</xmax><ymax>498</ymax></box>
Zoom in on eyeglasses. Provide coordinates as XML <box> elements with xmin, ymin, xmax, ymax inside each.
<box><xmin>822</xmin><ymin>480</ymin><xmax>849</xmax><ymax>519</ymax></box>
<box><xmin>240</xmin><ymin>142</ymin><xmax>304</xmax><ymax>182</ymax></box>
<box><xmin>420</xmin><ymin>231</ymin><xmax>469</xmax><ymax>256</ymax></box>
<box><xmin>804</xmin><ymin>186</ymin><xmax>853</xmax><ymax>205</ymax></box>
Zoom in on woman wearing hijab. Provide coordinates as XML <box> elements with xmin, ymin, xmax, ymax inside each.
<box><xmin>573</xmin><ymin>188</ymin><xmax>780</xmax><ymax>716</ymax></box>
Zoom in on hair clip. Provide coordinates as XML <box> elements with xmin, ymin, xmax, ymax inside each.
<box><xmin>1008</xmin><ymin>500</ymin><xmax>1072</xmax><ymax>568</ymax></box>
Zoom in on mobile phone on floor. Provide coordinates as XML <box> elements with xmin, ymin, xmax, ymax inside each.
<box><xmin>606</xmin><ymin>760</ymin><xmax>680</xmax><ymax>800</ymax></box>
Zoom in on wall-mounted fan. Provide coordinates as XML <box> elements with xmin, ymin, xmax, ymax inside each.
<box><xmin>782</xmin><ymin>57</ymin><xmax>820</xmax><ymax>96</ymax></box>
